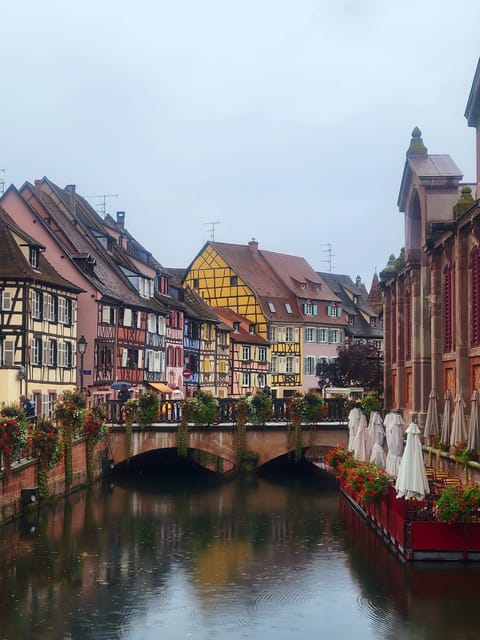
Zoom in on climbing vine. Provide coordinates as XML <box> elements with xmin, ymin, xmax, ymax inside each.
<box><xmin>32</xmin><ymin>418</ymin><xmax>63</xmax><ymax>498</ymax></box>
<box><xmin>123</xmin><ymin>398</ymin><xmax>138</xmax><ymax>462</ymax></box>
<box><xmin>82</xmin><ymin>405</ymin><xmax>107</xmax><ymax>483</ymax></box>
<box><xmin>54</xmin><ymin>389</ymin><xmax>86</xmax><ymax>487</ymax></box>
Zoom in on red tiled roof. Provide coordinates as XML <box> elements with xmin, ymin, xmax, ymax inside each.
<box><xmin>213</xmin><ymin>307</ymin><xmax>269</xmax><ymax>345</ymax></box>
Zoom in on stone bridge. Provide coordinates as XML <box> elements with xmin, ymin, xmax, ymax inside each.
<box><xmin>107</xmin><ymin>423</ymin><xmax>348</xmax><ymax>470</ymax></box>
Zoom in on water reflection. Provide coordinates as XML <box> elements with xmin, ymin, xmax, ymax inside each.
<box><xmin>0</xmin><ymin>465</ymin><xmax>479</xmax><ymax>639</ymax></box>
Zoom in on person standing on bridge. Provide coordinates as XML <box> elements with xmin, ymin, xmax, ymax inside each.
<box><xmin>171</xmin><ymin>386</ymin><xmax>184</xmax><ymax>421</ymax></box>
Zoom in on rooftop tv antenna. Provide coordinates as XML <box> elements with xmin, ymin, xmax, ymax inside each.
<box><xmin>203</xmin><ymin>220</ymin><xmax>220</xmax><ymax>241</ymax></box>
<box><xmin>319</xmin><ymin>243</ymin><xmax>334</xmax><ymax>272</ymax></box>
<box><xmin>86</xmin><ymin>193</ymin><xmax>119</xmax><ymax>215</ymax></box>
<box><xmin>0</xmin><ymin>169</ymin><xmax>5</xmax><ymax>195</ymax></box>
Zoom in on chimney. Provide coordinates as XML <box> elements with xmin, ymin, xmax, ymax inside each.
<box><xmin>116</xmin><ymin>211</ymin><xmax>125</xmax><ymax>229</ymax></box>
<box><xmin>248</xmin><ymin>237</ymin><xmax>259</xmax><ymax>255</ymax></box>
<box><xmin>65</xmin><ymin>184</ymin><xmax>76</xmax><ymax>210</ymax></box>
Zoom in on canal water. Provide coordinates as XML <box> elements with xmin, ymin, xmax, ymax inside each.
<box><xmin>1</xmin><ymin>459</ymin><xmax>480</xmax><ymax>640</ymax></box>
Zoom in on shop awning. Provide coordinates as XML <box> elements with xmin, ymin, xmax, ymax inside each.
<box><xmin>149</xmin><ymin>382</ymin><xmax>173</xmax><ymax>394</ymax></box>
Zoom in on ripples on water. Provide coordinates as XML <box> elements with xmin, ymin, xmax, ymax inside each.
<box><xmin>1</xmin><ymin>458</ymin><xmax>480</xmax><ymax>640</ymax></box>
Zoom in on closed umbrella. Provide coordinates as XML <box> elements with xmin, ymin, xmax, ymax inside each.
<box><xmin>395</xmin><ymin>422</ymin><xmax>430</xmax><ymax>500</ymax></box>
<box><xmin>468</xmin><ymin>389</ymin><xmax>480</xmax><ymax>454</ymax></box>
<box><xmin>347</xmin><ymin>405</ymin><xmax>363</xmax><ymax>452</ymax></box>
<box><xmin>369</xmin><ymin>412</ymin><xmax>386</xmax><ymax>469</ymax></box>
<box><xmin>423</xmin><ymin>389</ymin><xmax>439</xmax><ymax>444</ymax></box>
<box><xmin>353</xmin><ymin>413</ymin><xmax>368</xmax><ymax>461</ymax></box>
<box><xmin>440</xmin><ymin>390</ymin><xmax>452</xmax><ymax>447</ymax></box>
<box><xmin>450</xmin><ymin>393</ymin><xmax>467</xmax><ymax>447</ymax></box>
<box><xmin>366</xmin><ymin>411</ymin><xmax>381</xmax><ymax>460</ymax></box>
<box><xmin>385</xmin><ymin>411</ymin><xmax>405</xmax><ymax>477</ymax></box>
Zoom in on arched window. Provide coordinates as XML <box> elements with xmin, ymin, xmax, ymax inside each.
<box><xmin>444</xmin><ymin>264</ymin><xmax>453</xmax><ymax>353</ymax></box>
<box><xmin>472</xmin><ymin>248</ymin><xmax>480</xmax><ymax>347</ymax></box>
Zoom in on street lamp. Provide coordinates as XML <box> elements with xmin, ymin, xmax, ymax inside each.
<box><xmin>77</xmin><ymin>335</ymin><xmax>87</xmax><ymax>393</ymax></box>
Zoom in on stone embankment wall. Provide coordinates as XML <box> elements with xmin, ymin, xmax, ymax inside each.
<box><xmin>0</xmin><ymin>439</ymin><xmax>108</xmax><ymax>525</ymax></box>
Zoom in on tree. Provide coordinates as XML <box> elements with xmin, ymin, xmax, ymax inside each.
<box><xmin>316</xmin><ymin>342</ymin><xmax>383</xmax><ymax>393</ymax></box>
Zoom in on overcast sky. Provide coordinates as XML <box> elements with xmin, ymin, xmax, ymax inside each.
<box><xmin>2</xmin><ymin>1</ymin><xmax>479</xmax><ymax>288</ymax></box>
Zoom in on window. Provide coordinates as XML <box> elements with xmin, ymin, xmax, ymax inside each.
<box><xmin>257</xmin><ymin>373</ymin><xmax>266</xmax><ymax>387</ymax></box>
<box><xmin>230</xmin><ymin>275</ymin><xmax>238</xmax><ymax>286</ymax></box>
<box><xmin>1</xmin><ymin>290</ymin><xmax>12</xmax><ymax>311</ymax></box>
<box><xmin>304</xmin><ymin>356</ymin><xmax>316</xmax><ymax>375</ymax></box>
<box><xmin>285</xmin><ymin>303</ymin><xmax>292</xmax><ymax>314</ymax></box>
<box><xmin>249</xmin><ymin>324</ymin><xmax>255</xmax><ymax>335</ymax></box>
<box><xmin>32</xmin><ymin>290</ymin><xmax>42</xmax><ymax>320</ymax></box>
<box><xmin>30</xmin><ymin>338</ymin><xmax>40</xmax><ymax>366</ymax></box>
<box><xmin>268</xmin><ymin>301</ymin><xmax>276</xmax><ymax>313</ymax></box>
<box><xmin>317</xmin><ymin>328</ymin><xmax>328</xmax><ymax>343</ymax></box>
<box><xmin>233</xmin><ymin>322</ymin><xmax>240</xmax><ymax>333</ymax></box>
<box><xmin>329</xmin><ymin>329</ymin><xmax>340</xmax><ymax>344</ymax></box>
<box><xmin>44</xmin><ymin>293</ymin><xmax>57</xmax><ymax>322</ymax></box>
<box><xmin>269</xmin><ymin>326</ymin><xmax>276</xmax><ymax>342</ymax></box>
<box><xmin>241</xmin><ymin>372</ymin><xmax>250</xmax><ymax>387</ymax></box>
<box><xmin>44</xmin><ymin>339</ymin><xmax>57</xmax><ymax>367</ymax></box>
<box><xmin>193</xmin><ymin>278</ymin><xmax>199</xmax><ymax>288</ymax></box>
<box><xmin>241</xmin><ymin>345</ymin><xmax>251</xmax><ymax>361</ymax></box>
<box><xmin>58</xmin><ymin>341</ymin><xmax>72</xmax><ymax>368</ymax></box>
<box><xmin>122</xmin><ymin>308</ymin><xmax>132</xmax><ymax>327</ymax></box>
<box><xmin>30</xmin><ymin>247</ymin><xmax>39</xmax><ymax>269</ymax></box>
<box><xmin>58</xmin><ymin>298</ymin><xmax>72</xmax><ymax>325</ymax></box>
<box><xmin>285</xmin><ymin>327</ymin><xmax>293</xmax><ymax>342</ymax></box>
<box><xmin>300</xmin><ymin>283</ymin><xmax>307</xmax><ymax>290</ymax></box>
<box><xmin>305</xmin><ymin>327</ymin><xmax>315</xmax><ymax>342</ymax></box>
<box><xmin>258</xmin><ymin>347</ymin><xmax>267</xmax><ymax>362</ymax></box>
<box><xmin>286</xmin><ymin>356</ymin><xmax>293</xmax><ymax>373</ymax></box>
<box><xmin>102</xmin><ymin>305</ymin><xmax>115</xmax><ymax>325</ymax></box>
<box><xmin>370</xmin><ymin>317</ymin><xmax>376</xmax><ymax>327</ymax></box>
<box><xmin>327</xmin><ymin>304</ymin><xmax>341</xmax><ymax>317</ymax></box>
<box><xmin>147</xmin><ymin>313</ymin><xmax>157</xmax><ymax>333</ymax></box>
<box><xmin>349</xmin><ymin>315</ymin><xmax>355</xmax><ymax>325</ymax></box>
<box><xmin>2</xmin><ymin>339</ymin><xmax>14</xmax><ymax>366</ymax></box>
<box><xmin>353</xmin><ymin>295</ymin><xmax>359</xmax><ymax>304</ymax></box>
<box><xmin>270</xmin><ymin>356</ymin><xmax>278</xmax><ymax>373</ymax></box>
<box><xmin>303</xmin><ymin>302</ymin><xmax>317</xmax><ymax>316</ymax></box>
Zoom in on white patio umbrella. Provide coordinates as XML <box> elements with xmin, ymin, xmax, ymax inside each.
<box><xmin>468</xmin><ymin>389</ymin><xmax>480</xmax><ymax>454</ymax></box>
<box><xmin>423</xmin><ymin>389</ymin><xmax>439</xmax><ymax>444</ymax></box>
<box><xmin>366</xmin><ymin>411</ymin><xmax>382</xmax><ymax>461</ymax></box>
<box><xmin>369</xmin><ymin>412</ymin><xmax>386</xmax><ymax>469</ymax></box>
<box><xmin>395</xmin><ymin>422</ymin><xmax>430</xmax><ymax>501</ymax></box>
<box><xmin>353</xmin><ymin>413</ymin><xmax>368</xmax><ymax>461</ymax></box>
<box><xmin>385</xmin><ymin>411</ymin><xmax>405</xmax><ymax>477</ymax></box>
<box><xmin>440</xmin><ymin>390</ymin><xmax>452</xmax><ymax>447</ymax></box>
<box><xmin>347</xmin><ymin>405</ymin><xmax>363</xmax><ymax>452</ymax></box>
<box><xmin>450</xmin><ymin>393</ymin><xmax>468</xmax><ymax>447</ymax></box>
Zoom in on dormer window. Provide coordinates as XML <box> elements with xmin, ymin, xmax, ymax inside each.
<box><xmin>268</xmin><ymin>302</ymin><xmax>276</xmax><ymax>312</ymax></box>
<box><xmin>285</xmin><ymin>303</ymin><xmax>292</xmax><ymax>313</ymax></box>
<box><xmin>349</xmin><ymin>315</ymin><xmax>355</xmax><ymax>325</ymax></box>
<box><xmin>249</xmin><ymin>324</ymin><xmax>255</xmax><ymax>335</ymax></box>
<box><xmin>370</xmin><ymin>317</ymin><xmax>376</xmax><ymax>327</ymax></box>
<box><xmin>30</xmin><ymin>247</ymin><xmax>39</xmax><ymax>269</ymax></box>
<box><xmin>315</xmin><ymin>284</ymin><xmax>321</xmax><ymax>291</ymax></box>
<box><xmin>233</xmin><ymin>322</ymin><xmax>240</xmax><ymax>333</ymax></box>
<box><xmin>353</xmin><ymin>295</ymin><xmax>359</xmax><ymax>304</ymax></box>
<box><xmin>300</xmin><ymin>283</ymin><xmax>307</xmax><ymax>290</ymax></box>
<box><xmin>327</xmin><ymin>304</ymin><xmax>341</xmax><ymax>318</ymax></box>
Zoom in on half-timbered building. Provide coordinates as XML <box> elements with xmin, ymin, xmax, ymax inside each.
<box><xmin>0</xmin><ymin>208</ymin><xmax>81</xmax><ymax>412</ymax></box>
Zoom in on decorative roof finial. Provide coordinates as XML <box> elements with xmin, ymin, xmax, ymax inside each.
<box><xmin>406</xmin><ymin>127</ymin><xmax>428</xmax><ymax>156</ymax></box>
